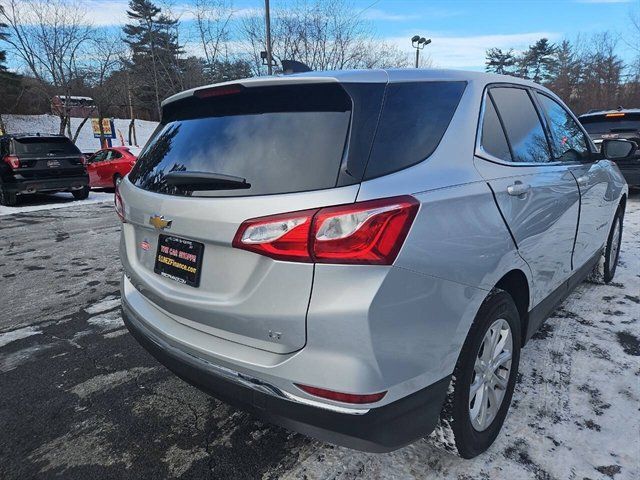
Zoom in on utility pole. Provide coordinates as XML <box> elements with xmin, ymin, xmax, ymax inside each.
<box><xmin>126</xmin><ymin>72</ymin><xmax>138</xmax><ymax>147</ymax></box>
<box><xmin>265</xmin><ymin>0</ymin><xmax>273</xmax><ymax>75</ymax></box>
<box><xmin>411</xmin><ymin>35</ymin><xmax>431</xmax><ymax>68</ymax></box>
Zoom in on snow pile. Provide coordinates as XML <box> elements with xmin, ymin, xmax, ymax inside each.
<box><xmin>0</xmin><ymin>191</ymin><xmax>114</xmax><ymax>216</ymax></box>
<box><xmin>2</xmin><ymin>114</ymin><xmax>158</xmax><ymax>153</ymax></box>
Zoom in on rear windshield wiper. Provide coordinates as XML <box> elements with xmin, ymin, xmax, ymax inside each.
<box><xmin>164</xmin><ymin>171</ymin><xmax>251</xmax><ymax>191</ymax></box>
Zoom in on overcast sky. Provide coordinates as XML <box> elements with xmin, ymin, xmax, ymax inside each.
<box><xmin>6</xmin><ymin>0</ymin><xmax>640</xmax><ymax>71</ymax></box>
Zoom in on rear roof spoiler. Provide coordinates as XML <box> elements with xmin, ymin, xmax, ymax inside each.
<box><xmin>161</xmin><ymin>70</ymin><xmax>390</xmax><ymax>108</ymax></box>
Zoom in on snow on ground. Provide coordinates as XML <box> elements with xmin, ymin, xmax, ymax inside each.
<box><xmin>2</xmin><ymin>114</ymin><xmax>158</xmax><ymax>153</ymax></box>
<box><xmin>0</xmin><ymin>191</ymin><xmax>114</xmax><ymax>216</ymax></box>
<box><xmin>0</xmin><ymin>326</ymin><xmax>42</xmax><ymax>348</ymax></box>
<box><xmin>280</xmin><ymin>197</ymin><xmax>640</xmax><ymax>480</ymax></box>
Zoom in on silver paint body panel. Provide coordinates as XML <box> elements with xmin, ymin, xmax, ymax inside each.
<box><xmin>119</xmin><ymin>69</ymin><xmax>627</xmax><ymax>414</ymax></box>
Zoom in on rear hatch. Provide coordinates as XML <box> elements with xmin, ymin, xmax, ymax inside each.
<box><xmin>11</xmin><ymin>136</ymin><xmax>85</xmax><ymax>179</ymax></box>
<box><xmin>580</xmin><ymin>111</ymin><xmax>640</xmax><ymax>175</ymax></box>
<box><xmin>580</xmin><ymin>111</ymin><xmax>640</xmax><ymax>146</ymax></box>
<box><xmin>120</xmin><ymin>81</ymin><xmax>368</xmax><ymax>354</ymax></box>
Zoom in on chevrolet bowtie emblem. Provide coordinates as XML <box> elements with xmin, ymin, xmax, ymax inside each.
<box><xmin>149</xmin><ymin>215</ymin><xmax>172</xmax><ymax>230</ymax></box>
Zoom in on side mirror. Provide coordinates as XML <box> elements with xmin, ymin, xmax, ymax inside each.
<box><xmin>602</xmin><ymin>139</ymin><xmax>636</xmax><ymax>160</ymax></box>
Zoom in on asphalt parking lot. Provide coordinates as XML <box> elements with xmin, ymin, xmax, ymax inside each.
<box><xmin>0</xmin><ymin>193</ymin><xmax>638</xmax><ymax>480</ymax></box>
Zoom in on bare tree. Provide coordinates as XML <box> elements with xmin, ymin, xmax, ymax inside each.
<box><xmin>241</xmin><ymin>0</ymin><xmax>409</xmax><ymax>75</ymax></box>
<box><xmin>71</xmin><ymin>32</ymin><xmax>125</xmax><ymax>144</ymax></box>
<box><xmin>191</xmin><ymin>0</ymin><xmax>233</xmax><ymax>75</ymax></box>
<box><xmin>0</xmin><ymin>0</ymin><xmax>93</xmax><ymax>135</ymax></box>
<box><xmin>574</xmin><ymin>32</ymin><xmax>624</xmax><ymax>111</ymax></box>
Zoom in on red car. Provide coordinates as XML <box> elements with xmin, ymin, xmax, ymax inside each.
<box><xmin>86</xmin><ymin>147</ymin><xmax>138</xmax><ymax>188</ymax></box>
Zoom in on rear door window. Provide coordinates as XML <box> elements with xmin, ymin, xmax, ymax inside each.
<box><xmin>129</xmin><ymin>84</ymin><xmax>352</xmax><ymax>197</ymax></box>
<box><xmin>13</xmin><ymin>137</ymin><xmax>80</xmax><ymax>156</ymax></box>
<box><xmin>489</xmin><ymin>87</ymin><xmax>551</xmax><ymax>163</ymax></box>
<box><xmin>480</xmin><ymin>94</ymin><xmax>512</xmax><ymax>161</ymax></box>
<box><xmin>364</xmin><ymin>81</ymin><xmax>466</xmax><ymax>179</ymax></box>
<box><xmin>536</xmin><ymin>93</ymin><xmax>590</xmax><ymax>162</ymax></box>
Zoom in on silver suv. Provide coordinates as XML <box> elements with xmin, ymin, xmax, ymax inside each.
<box><xmin>118</xmin><ymin>69</ymin><xmax>628</xmax><ymax>458</ymax></box>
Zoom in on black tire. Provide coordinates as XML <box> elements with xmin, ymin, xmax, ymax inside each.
<box><xmin>113</xmin><ymin>174</ymin><xmax>122</xmax><ymax>187</ymax></box>
<box><xmin>0</xmin><ymin>185</ymin><xmax>18</xmax><ymax>206</ymax></box>
<box><xmin>72</xmin><ymin>186</ymin><xmax>90</xmax><ymax>200</ymax></box>
<box><xmin>603</xmin><ymin>205</ymin><xmax>624</xmax><ymax>283</ymax></box>
<box><xmin>442</xmin><ymin>290</ymin><xmax>521</xmax><ymax>459</ymax></box>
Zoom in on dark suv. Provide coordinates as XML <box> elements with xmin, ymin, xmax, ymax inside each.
<box><xmin>0</xmin><ymin>133</ymin><xmax>90</xmax><ymax>206</ymax></box>
<box><xmin>579</xmin><ymin>109</ymin><xmax>640</xmax><ymax>187</ymax></box>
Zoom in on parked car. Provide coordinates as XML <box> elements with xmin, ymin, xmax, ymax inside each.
<box><xmin>86</xmin><ymin>146</ymin><xmax>138</xmax><ymax>189</ymax></box>
<box><xmin>579</xmin><ymin>108</ymin><xmax>640</xmax><ymax>187</ymax></box>
<box><xmin>117</xmin><ymin>70</ymin><xmax>628</xmax><ymax>458</ymax></box>
<box><xmin>0</xmin><ymin>133</ymin><xmax>89</xmax><ymax>206</ymax></box>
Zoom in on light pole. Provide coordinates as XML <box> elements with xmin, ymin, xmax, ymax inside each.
<box><xmin>411</xmin><ymin>35</ymin><xmax>431</xmax><ymax>68</ymax></box>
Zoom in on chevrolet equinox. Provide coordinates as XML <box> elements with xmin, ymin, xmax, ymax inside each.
<box><xmin>118</xmin><ymin>69</ymin><xmax>629</xmax><ymax>458</ymax></box>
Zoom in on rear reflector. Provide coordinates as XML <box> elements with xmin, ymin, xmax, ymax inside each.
<box><xmin>194</xmin><ymin>84</ymin><xmax>244</xmax><ymax>99</ymax></box>
<box><xmin>295</xmin><ymin>384</ymin><xmax>387</xmax><ymax>404</ymax></box>
<box><xmin>3</xmin><ymin>155</ymin><xmax>20</xmax><ymax>169</ymax></box>
<box><xmin>232</xmin><ymin>196</ymin><xmax>419</xmax><ymax>265</ymax></box>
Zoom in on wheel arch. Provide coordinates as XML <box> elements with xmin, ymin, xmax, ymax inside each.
<box><xmin>494</xmin><ymin>269</ymin><xmax>530</xmax><ymax>346</ymax></box>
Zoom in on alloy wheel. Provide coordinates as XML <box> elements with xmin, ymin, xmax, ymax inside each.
<box><xmin>469</xmin><ymin>318</ymin><xmax>513</xmax><ymax>431</ymax></box>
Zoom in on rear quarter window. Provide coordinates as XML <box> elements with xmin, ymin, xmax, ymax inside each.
<box><xmin>363</xmin><ymin>81</ymin><xmax>466</xmax><ymax>180</ymax></box>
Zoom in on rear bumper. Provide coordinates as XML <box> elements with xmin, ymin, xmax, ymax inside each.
<box><xmin>3</xmin><ymin>175</ymin><xmax>89</xmax><ymax>194</ymax></box>
<box><xmin>122</xmin><ymin>292</ymin><xmax>450</xmax><ymax>452</ymax></box>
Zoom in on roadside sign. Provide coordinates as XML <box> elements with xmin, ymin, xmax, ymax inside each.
<box><xmin>91</xmin><ymin>118</ymin><xmax>116</xmax><ymax>139</ymax></box>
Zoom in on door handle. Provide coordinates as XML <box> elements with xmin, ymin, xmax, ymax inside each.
<box><xmin>507</xmin><ymin>182</ymin><xmax>531</xmax><ymax>197</ymax></box>
<box><xmin>576</xmin><ymin>176</ymin><xmax>588</xmax><ymax>186</ymax></box>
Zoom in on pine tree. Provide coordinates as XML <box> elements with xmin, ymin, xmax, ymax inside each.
<box><xmin>485</xmin><ymin>48</ymin><xmax>516</xmax><ymax>75</ymax></box>
<box><xmin>547</xmin><ymin>40</ymin><xmax>580</xmax><ymax>102</ymax></box>
<box><xmin>123</xmin><ymin>0</ymin><xmax>184</xmax><ymax>119</ymax></box>
<box><xmin>518</xmin><ymin>38</ymin><xmax>557</xmax><ymax>83</ymax></box>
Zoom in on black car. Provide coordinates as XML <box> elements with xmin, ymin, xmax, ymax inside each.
<box><xmin>0</xmin><ymin>133</ymin><xmax>90</xmax><ymax>206</ymax></box>
<box><xmin>579</xmin><ymin>109</ymin><xmax>640</xmax><ymax>187</ymax></box>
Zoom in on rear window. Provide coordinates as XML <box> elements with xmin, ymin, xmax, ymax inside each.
<box><xmin>579</xmin><ymin>113</ymin><xmax>640</xmax><ymax>134</ymax></box>
<box><xmin>129</xmin><ymin>84</ymin><xmax>352</xmax><ymax>197</ymax></box>
<box><xmin>13</xmin><ymin>137</ymin><xmax>80</xmax><ymax>156</ymax></box>
<box><xmin>363</xmin><ymin>81</ymin><xmax>466</xmax><ymax>179</ymax></box>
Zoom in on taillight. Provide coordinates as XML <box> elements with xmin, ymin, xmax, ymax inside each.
<box><xmin>114</xmin><ymin>184</ymin><xmax>125</xmax><ymax>222</ymax></box>
<box><xmin>312</xmin><ymin>197</ymin><xmax>419</xmax><ymax>264</ymax></box>
<box><xmin>295</xmin><ymin>383</ymin><xmax>387</xmax><ymax>404</ymax></box>
<box><xmin>3</xmin><ymin>155</ymin><xmax>20</xmax><ymax>169</ymax></box>
<box><xmin>232</xmin><ymin>196</ymin><xmax>419</xmax><ymax>265</ymax></box>
<box><xmin>233</xmin><ymin>209</ymin><xmax>316</xmax><ymax>262</ymax></box>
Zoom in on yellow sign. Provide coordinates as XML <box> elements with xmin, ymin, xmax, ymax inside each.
<box><xmin>91</xmin><ymin>118</ymin><xmax>113</xmax><ymax>136</ymax></box>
